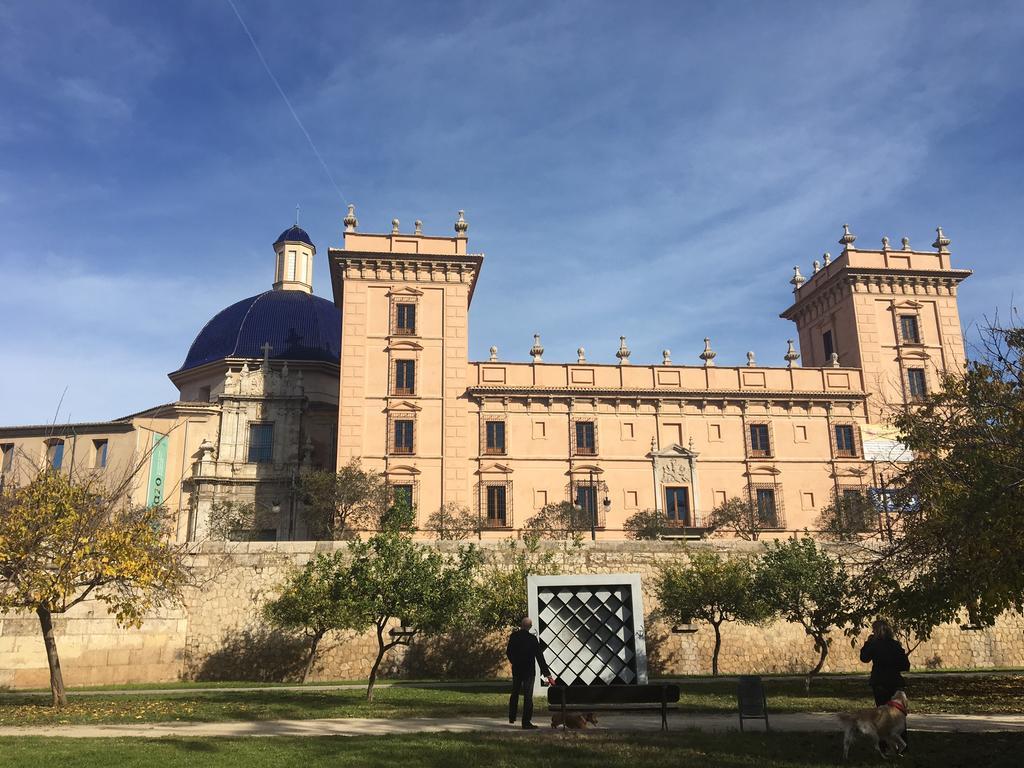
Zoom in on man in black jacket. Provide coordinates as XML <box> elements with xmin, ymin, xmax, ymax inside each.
<box><xmin>506</xmin><ymin>617</ymin><xmax>554</xmax><ymax>729</ymax></box>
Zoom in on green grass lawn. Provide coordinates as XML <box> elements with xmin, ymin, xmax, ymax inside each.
<box><xmin>1</xmin><ymin>731</ymin><xmax>1022</xmax><ymax>768</ymax></box>
<box><xmin>1</xmin><ymin>672</ymin><xmax>1022</xmax><ymax>726</ymax></box>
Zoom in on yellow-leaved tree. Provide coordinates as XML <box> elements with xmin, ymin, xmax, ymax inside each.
<box><xmin>0</xmin><ymin>468</ymin><xmax>191</xmax><ymax>707</ymax></box>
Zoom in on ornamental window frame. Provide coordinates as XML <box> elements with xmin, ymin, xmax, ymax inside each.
<box><xmin>831</xmin><ymin>422</ymin><xmax>860</xmax><ymax>459</ymax></box>
<box><xmin>392</xmin><ymin>358</ymin><xmax>416</xmax><ymax>396</ymax></box>
<box><xmin>481</xmin><ymin>416</ymin><xmax>507</xmax><ymax>456</ymax></box>
<box><xmin>568</xmin><ymin>476</ymin><xmax>609</xmax><ymax>529</ymax></box>
<box><xmin>899</xmin><ymin>314</ymin><xmax>923</xmax><ymax>345</ymax></box>
<box><xmin>389</xmin><ymin>479</ymin><xmax>420</xmax><ymax>516</ymax></box>
<box><xmin>745</xmin><ymin>421</ymin><xmax>774</xmax><ymax>459</ymax></box>
<box><xmin>570</xmin><ymin>417</ymin><xmax>598</xmax><ymax>457</ymax></box>
<box><xmin>388</xmin><ymin>412</ymin><xmax>417</xmax><ymax>456</ymax></box>
<box><xmin>747</xmin><ymin>481</ymin><xmax>786</xmax><ymax>530</ymax></box>
<box><xmin>389</xmin><ymin>290</ymin><xmax>421</xmax><ymax>337</ymax></box>
<box><xmin>479</xmin><ymin>480</ymin><xmax>513</xmax><ymax>529</ymax></box>
<box><xmin>907</xmin><ymin>367</ymin><xmax>928</xmax><ymax>401</ymax></box>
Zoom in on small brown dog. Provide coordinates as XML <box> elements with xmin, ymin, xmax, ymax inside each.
<box><xmin>837</xmin><ymin>690</ymin><xmax>909</xmax><ymax>760</ymax></box>
<box><xmin>551</xmin><ymin>712</ymin><xmax>599</xmax><ymax>729</ymax></box>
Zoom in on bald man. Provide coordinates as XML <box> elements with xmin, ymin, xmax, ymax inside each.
<box><xmin>506</xmin><ymin>617</ymin><xmax>554</xmax><ymax>729</ymax></box>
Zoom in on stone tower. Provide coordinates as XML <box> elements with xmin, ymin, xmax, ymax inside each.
<box><xmin>328</xmin><ymin>209</ymin><xmax>483</xmax><ymax>521</ymax></box>
<box><xmin>781</xmin><ymin>226</ymin><xmax>972</xmax><ymax>422</ymax></box>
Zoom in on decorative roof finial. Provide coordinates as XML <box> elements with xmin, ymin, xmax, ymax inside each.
<box><xmin>454</xmin><ymin>210</ymin><xmax>468</xmax><ymax>238</ymax></box>
<box><xmin>784</xmin><ymin>339</ymin><xmax>800</xmax><ymax>368</ymax></box>
<box><xmin>790</xmin><ymin>265</ymin><xmax>806</xmax><ymax>291</ymax></box>
<box><xmin>530</xmin><ymin>333</ymin><xmax>544</xmax><ymax>363</ymax></box>
<box><xmin>933</xmin><ymin>226</ymin><xmax>951</xmax><ymax>253</ymax></box>
<box><xmin>901</xmin><ymin>236</ymin><xmax>911</xmax><ymax>251</ymax></box>
<box><xmin>295</xmin><ymin>204</ymin><xmax>300</xmax><ymax>226</ymax></box>
<box><xmin>839</xmin><ymin>223</ymin><xmax>857</xmax><ymax>248</ymax></box>
<box><xmin>823</xmin><ymin>251</ymin><xmax>832</xmax><ymax>266</ymax></box>
<box><xmin>414</xmin><ymin>219</ymin><xmax>423</xmax><ymax>235</ymax></box>
<box><xmin>700</xmin><ymin>337</ymin><xmax>716</xmax><ymax>366</ymax></box>
<box><xmin>488</xmin><ymin>345</ymin><xmax>498</xmax><ymax>362</ymax></box>
<box><xmin>343</xmin><ymin>204</ymin><xmax>358</xmax><ymax>233</ymax></box>
<box><xmin>662</xmin><ymin>349</ymin><xmax>672</xmax><ymax>365</ymax></box>
<box><xmin>830</xmin><ymin>352</ymin><xmax>840</xmax><ymax>368</ymax></box>
<box><xmin>746</xmin><ymin>350</ymin><xmax>756</xmax><ymax>367</ymax></box>
<box><xmin>616</xmin><ymin>336</ymin><xmax>631</xmax><ymax>365</ymax></box>
<box><xmin>812</xmin><ymin>259</ymin><xmax>821</xmax><ymax>274</ymax></box>
<box><xmin>881</xmin><ymin>235</ymin><xmax>890</xmax><ymax>251</ymax></box>
<box><xmin>577</xmin><ymin>346</ymin><xmax>586</xmax><ymax>363</ymax></box>
<box><xmin>391</xmin><ymin>218</ymin><xmax>400</xmax><ymax>234</ymax></box>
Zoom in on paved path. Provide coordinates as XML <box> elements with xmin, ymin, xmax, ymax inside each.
<box><xmin>2</xmin><ymin>712</ymin><xmax>1023</xmax><ymax>739</ymax></box>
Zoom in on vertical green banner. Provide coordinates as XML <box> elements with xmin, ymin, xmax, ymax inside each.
<box><xmin>147</xmin><ymin>433</ymin><xmax>168</xmax><ymax>507</ymax></box>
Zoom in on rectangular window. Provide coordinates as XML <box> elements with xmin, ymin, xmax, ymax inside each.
<box><xmin>900</xmin><ymin>315</ymin><xmax>921</xmax><ymax>344</ymax></box>
<box><xmin>46</xmin><ymin>439</ymin><xmax>64</xmax><ymax>470</ymax></box>
<box><xmin>486</xmin><ymin>485</ymin><xmax>507</xmax><ymax>527</ymax></box>
<box><xmin>247</xmin><ymin>424</ymin><xmax>274</xmax><ymax>463</ymax></box>
<box><xmin>93</xmin><ymin>439</ymin><xmax>108</xmax><ymax>468</ymax></box>
<box><xmin>822</xmin><ymin>330</ymin><xmax>835</xmax><ymax>360</ymax></box>
<box><xmin>394</xmin><ymin>360</ymin><xmax>416</xmax><ymax>395</ymax></box>
<box><xmin>395</xmin><ymin>303</ymin><xmax>416</xmax><ymax>335</ymax></box>
<box><xmin>286</xmin><ymin>251</ymin><xmax>296</xmax><ymax>280</ymax></box>
<box><xmin>392</xmin><ymin>484</ymin><xmax>414</xmax><ymax>514</ymax></box>
<box><xmin>755</xmin><ymin>488</ymin><xmax>779</xmax><ymax>528</ymax></box>
<box><xmin>834</xmin><ymin>425</ymin><xmax>857</xmax><ymax>457</ymax></box>
<box><xmin>575</xmin><ymin>484</ymin><xmax>597</xmax><ymax>518</ymax></box>
<box><xmin>574</xmin><ymin>421</ymin><xmax>596</xmax><ymax>455</ymax></box>
<box><xmin>907</xmin><ymin>368</ymin><xmax>927</xmax><ymax>401</ymax></box>
<box><xmin>664</xmin><ymin>486</ymin><xmax>691</xmax><ymax>526</ymax></box>
<box><xmin>749</xmin><ymin>424</ymin><xmax>771</xmax><ymax>457</ymax></box>
<box><xmin>1</xmin><ymin>443</ymin><xmax>13</xmax><ymax>473</ymax></box>
<box><xmin>393</xmin><ymin>419</ymin><xmax>414</xmax><ymax>454</ymax></box>
<box><xmin>484</xmin><ymin>420</ymin><xmax>505</xmax><ymax>454</ymax></box>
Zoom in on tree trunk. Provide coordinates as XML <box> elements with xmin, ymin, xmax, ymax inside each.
<box><xmin>366</xmin><ymin>624</ymin><xmax>387</xmax><ymax>702</ymax></box>
<box><xmin>302</xmin><ymin>631</ymin><xmax>325</xmax><ymax>684</ymax></box>
<box><xmin>711</xmin><ymin>621</ymin><xmax>722</xmax><ymax>677</ymax></box>
<box><xmin>37</xmin><ymin>605</ymin><xmax>67</xmax><ymax>708</ymax></box>
<box><xmin>805</xmin><ymin>634</ymin><xmax>829</xmax><ymax>692</ymax></box>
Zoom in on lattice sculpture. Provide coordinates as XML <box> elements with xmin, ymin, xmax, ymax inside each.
<box><xmin>528</xmin><ymin>574</ymin><xmax>648</xmax><ymax>690</ymax></box>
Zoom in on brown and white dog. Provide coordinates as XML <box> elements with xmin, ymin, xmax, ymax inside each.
<box><xmin>837</xmin><ymin>690</ymin><xmax>909</xmax><ymax>760</ymax></box>
<box><xmin>551</xmin><ymin>712</ymin><xmax>599</xmax><ymax>729</ymax></box>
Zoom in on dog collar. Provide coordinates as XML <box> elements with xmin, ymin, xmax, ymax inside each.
<box><xmin>887</xmin><ymin>700</ymin><xmax>908</xmax><ymax>715</ymax></box>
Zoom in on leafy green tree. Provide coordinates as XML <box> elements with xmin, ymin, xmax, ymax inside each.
<box><xmin>262</xmin><ymin>552</ymin><xmax>359</xmax><ymax>683</ymax></box>
<box><xmin>299</xmin><ymin>460</ymin><xmax>392</xmax><ymax>539</ymax></box>
<box><xmin>0</xmin><ymin>470</ymin><xmax>190</xmax><ymax>707</ymax></box>
<box><xmin>705</xmin><ymin>496</ymin><xmax>769</xmax><ymax>541</ymax></box>
<box><xmin>524</xmin><ymin>501</ymin><xmax>591</xmax><ymax>540</ymax></box>
<box><xmin>875</xmin><ymin>322</ymin><xmax>1024</xmax><ymax>628</ymax></box>
<box><xmin>423</xmin><ymin>502</ymin><xmax>481</xmax><ymax>540</ymax></box>
<box><xmin>333</xmin><ymin>532</ymin><xmax>481</xmax><ymax>700</ymax></box>
<box><xmin>623</xmin><ymin>509</ymin><xmax>673</xmax><ymax>540</ymax></box>
<box><xmin>473</xmin><ymin>537</ymin><xmax>560</xmax><ymax>631</ymax></box>
<box><xmin>754</xmin><ymin>538</ymin><xmax>853</xmax><ymax>686</ymax></box>
<box><xmin>816</xmin><ymin>491</ymin><xmax>878</xmax><ymax>541</ymax></box>
<box><xmin>655</xmin><ymin>550</ymin><xmax>768</xmax><ymax>675</ymax></box>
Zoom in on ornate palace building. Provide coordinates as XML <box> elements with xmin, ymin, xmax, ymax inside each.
<box><xmin>0</xmin><ymin>211</ymin><xmax>971</xmax><ymax>540</ymax></box>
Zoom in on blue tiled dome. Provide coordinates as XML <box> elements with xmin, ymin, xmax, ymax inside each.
<box><xmin>274</xmin><ymin>225</ymin><xmax>314</xmax><ymax>248</ymax></box>
<box><xmin>177</xmin><ymin>291</ymin><xmax>340</xmax><ymax>372</ymax></box>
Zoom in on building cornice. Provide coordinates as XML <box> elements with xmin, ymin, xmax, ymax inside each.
<box><xmin>780</xmin><ymin>267</ymin><xmax>973</xmax><ymax>322</ymax></box>
<box><xmin>328</xmin><ymin>248</ymin><xmax>485</xmax><ymax>306</ymax></box>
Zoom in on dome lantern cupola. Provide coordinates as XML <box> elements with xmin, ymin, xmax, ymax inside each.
<box><xmin>272</xmin><ymin>224</ymin><xmax>315</xmax><ymax>294</ymax></box>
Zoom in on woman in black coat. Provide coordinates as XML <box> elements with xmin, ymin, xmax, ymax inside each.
<box><xmin>859</xmin><ymin>619</ymin><xmax>911</xmax><ymax>705</ymax></box>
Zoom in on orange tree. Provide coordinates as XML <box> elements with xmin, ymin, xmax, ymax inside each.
<box><xmin>0</xmin><ymin>470</ymin><xmax>190</xmax><ymax>706</ymax></box>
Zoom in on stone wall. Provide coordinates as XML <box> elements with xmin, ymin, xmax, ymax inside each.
<box><xmin>2</xmin><ymin>540</ymin><xmax>1022</xmax><ymax>689</ymax></box>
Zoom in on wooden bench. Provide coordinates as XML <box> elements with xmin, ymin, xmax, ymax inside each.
<box><xmin>547</xmin><ymin>684</ymin><xmax>681</xmax><ymax>731</ymax></box>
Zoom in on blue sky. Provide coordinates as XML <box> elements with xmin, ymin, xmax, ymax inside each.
<box><xmin>1</xmin><ymin>0</ymin><xmax>1022</xmax><ymax>424</ymax></box>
